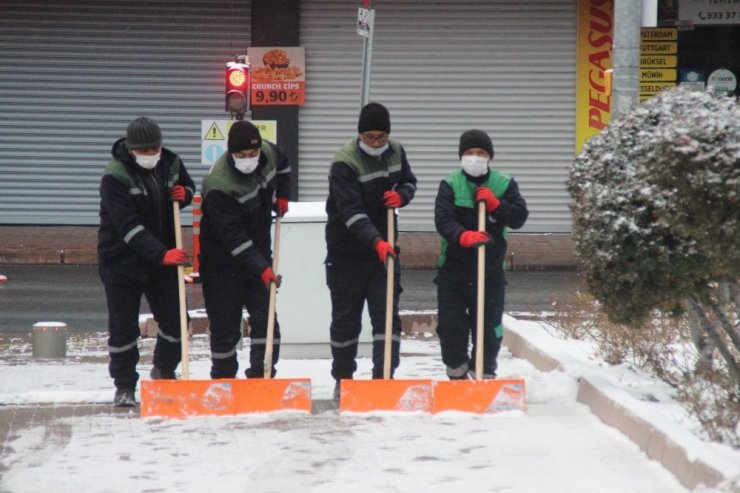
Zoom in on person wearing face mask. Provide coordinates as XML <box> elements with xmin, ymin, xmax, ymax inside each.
<box><xmin>434</xmin><ymin>129</ymin><xmax>528</xmax><ymax>380</ymax></box>
<box><xmin>199</xmin><ymin>120</ymin><xmax>291</xmax><ymax>379</ymax></box>
<box><xmin>325</xmin><ymin>102</ymin><xmax>417</xmax><ymax>397</ymax></box>
<box><xmin>98</xmin><ymin>116</ymin><xmax>196</xmax><ymax>407</ymax></box>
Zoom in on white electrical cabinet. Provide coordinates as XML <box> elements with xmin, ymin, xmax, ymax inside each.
<box><xmin>273</xmin><ymin>201</ymin><xmax>372</xmax><ymax>358</ymax></box>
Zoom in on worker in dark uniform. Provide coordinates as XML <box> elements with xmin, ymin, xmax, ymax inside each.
<box><xmin>325</xmin><ymin>102</ymin><xmax>417</xmax><ymax>396</ymax></box>
<box><xmin>435</xmin><ymin>129</ymin><xmax>528</xmax><ymax>380</ymax></box>
<box><xmin>98</xmin><ymin>116</ymin><xmax>195</xmax><ymax>407</ymax></box>
<box><xmin>199</xmin><ymin>121</ymin><xmax>291</xmax><ymax>379</ymax></box>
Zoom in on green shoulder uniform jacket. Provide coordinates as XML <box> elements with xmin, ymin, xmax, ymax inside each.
<box><xmin>435</xmin><ymin>168</ymin><xmax>528</xmax><ymax>279</ymax></box>
<box><xmin>199</xmin><ymin>141</ymin><xmax>291</xmax><ymax>277</ymax></box>
<box><xmin>325</xmin><ymin>137</ymin><xmax>417</xmax><ymax>260</ymax></box>
<box><xmin>98</xmin><ymin>137</ymin><xmax>195</xmax><ymax>281</ymax></box>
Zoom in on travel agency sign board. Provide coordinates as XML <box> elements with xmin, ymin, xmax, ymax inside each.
<box><xmin>679</xmin><ymin>0</ymin><xmax>740</xmax><ymax>25</ymax></box>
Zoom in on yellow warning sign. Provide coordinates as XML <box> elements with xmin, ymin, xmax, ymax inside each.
<box><xmin>204</xmin><ymin>122</ymin><xmax>225</xmax><ymax>141</ymax></box>
<box><xmin>201</xmin><ymin>120</ymin><xmax>278</xmax><ymax>166</ymax></box>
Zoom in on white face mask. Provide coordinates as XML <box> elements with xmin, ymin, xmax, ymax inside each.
<box><xmin>233</xmin><ymin>153</ymin><xmax>260</xmax><ymax>174</ymax></box>
<box><xmin>359</xmin><ymin>141</ymin><xmax>389</xmax><ymax>157</ymax></box>
<box><xmin>461</xmin><ymin>155</ymin><xmax>489</xmax><ymax>177</ymax></box>
<box><xmin>134</xmin><ymin>152</ymin><xmax>161</xmax><ymax>170</ymax></box>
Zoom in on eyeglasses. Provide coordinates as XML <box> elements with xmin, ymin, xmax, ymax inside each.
<box><xmin>360</xmin><ymin>132</ymin><xmax>389</xmax><ymax>143</ymax></box>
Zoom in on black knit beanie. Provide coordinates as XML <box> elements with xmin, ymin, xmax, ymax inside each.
<box><xmin>126</xmin><ymin>117</ymin><xmax>162</xmax><ymax>150</ymax></box>
<box><xmin>458</xmin><ymin>129</ymin><xmax>494</xmax><ymax>158</ymax></box>
<box><xmin>228</xmin><ymin>121</ymin><xmax>262</xmax><ymax>153</ymax></box>
<box><xmin>357</xmin><ymin>102</ymin><xmax>391</xmax><ymax>134</ymax></box>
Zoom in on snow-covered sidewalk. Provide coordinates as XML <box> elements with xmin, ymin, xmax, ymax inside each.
<box><xmin>0</xmin><ymin>317</ymin><xmax>737</xmax><ymax>492</ymax></box>
<box><xmin>504</xmin><ymin>315</ymin><xmax>740</xmax><ymax>492</ymax></box>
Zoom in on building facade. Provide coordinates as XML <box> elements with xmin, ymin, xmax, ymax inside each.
<box><xmin>0</xmin><ymin>0</ymin><xmax>736</xmax><ymax>233</ymax></box>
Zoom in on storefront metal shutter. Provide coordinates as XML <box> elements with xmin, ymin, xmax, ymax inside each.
<box><xmin>299</xmin><ymin>0</ymin><xmax>576</xmax><ymax>232</ymax></box>
<box><xmin>0</xmin><ymin>0</ymin><xmax>251</xmax><ymax>224</ymax></box>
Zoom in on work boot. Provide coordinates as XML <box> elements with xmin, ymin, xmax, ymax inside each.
<box><xmin>113</xmin><ymin>387</ymin><xmax>136</xmax><ymax>407</ymax></box>
<box><xmin>449</xmin><ymin>372</ymin><xmax>473</xmax><ymax>381</ymax></box>
<box><xmin>246</xmin><ymin>367</ymin><xmax>276</xmax><ymax>378</ymax></box>
<box><xmin>150</xmin><ymin>367</ymin><xmax>177</xmax><ymax>380</ymax></box>
<box><xmin>468</xmin><ymin>370</ymin><xmax>496</xmax><ymax>380</ymax></box>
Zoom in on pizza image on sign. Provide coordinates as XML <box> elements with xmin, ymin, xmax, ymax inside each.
<box><xmin>247</xmin><ymin>47</ymin><xmax>306</xmax><ymax>105</ymax></box>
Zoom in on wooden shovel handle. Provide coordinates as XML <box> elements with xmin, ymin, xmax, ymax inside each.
<box><xmin>383</xmin><ymin>207</ymin><xmax>395</xmax><ymax>380</ymax></box>
<box><xmin>264</xmin><ymin>215</ymin><xmax>282</xmax><ymax>379</ymax></box>
<box><xmin>173</xmin><ymin>201</ymin><xmax>190</xmax><ymax>380</ymax></box>
<box><xmin>475</xmin><ymin>201</ymin><xmax>485</xmax><ymax>381</ymax></box>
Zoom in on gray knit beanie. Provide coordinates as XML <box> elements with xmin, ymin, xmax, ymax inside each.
<box><xmin>126</xmin><ymin>117</ymin><xmax>162</xmax><ymax>150</ymax></box>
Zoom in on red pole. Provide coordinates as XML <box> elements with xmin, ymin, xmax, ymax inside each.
<box><xmin>191</xmin><ymin>193</ymin><xmax>202</xmax><ymax>280</ymax></box>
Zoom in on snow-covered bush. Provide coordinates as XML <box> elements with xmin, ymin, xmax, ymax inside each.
<box><xmin>567</xmin><ymin>87</ymin><xmax>739</xmax><ymax>444</ymax></box>
<box><xmin>569</xmin><ymin>87</ymin><xmax>738</xmax><ymax>325</ymax></box>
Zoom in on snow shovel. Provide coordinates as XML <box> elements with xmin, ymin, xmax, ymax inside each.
<box><xmin>339</xmin><ymin>208</ymin><xmax>433</xmax><ymax>413</ymax></box>
<box><xmin>140</xmin><ymin>207</ymin><xmax>311</xmax><ymax>418</ymax></box>
<box><xmin>432</xmin><ymin>201</ymin><xmax>526</xmax><ymax>414</ymax></box>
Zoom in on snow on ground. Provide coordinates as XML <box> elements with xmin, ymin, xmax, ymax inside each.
<box><xmin>0</xmin><ymin>325</ymin><xmax>703</xmax><ymax>493</ymax></box>
<box><xmin>507</xmin><ymin>315</ymin><xmax>740</xmax><ymax>457</ymax></box>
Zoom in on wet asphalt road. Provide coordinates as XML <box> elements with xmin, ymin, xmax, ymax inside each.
<box><xmin>0</xmin><ymin>264</ymin><xmax>581</xmax><ymax>332</ymax></box>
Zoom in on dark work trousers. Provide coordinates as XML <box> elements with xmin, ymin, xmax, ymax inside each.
<box><xmin>201</xmin><ymin>260</ymin><xmax>280</xmax><ymax>379</ymax></box>
<box><xmin>99</xmin><ymin>263</ymin><xmax>183</xmax><ymax>390</ymax></box>
<box><xmin>327</xmin><ymin>256</ymin><xmax>402</xmax><ymax>380</ymax></box>
<box><xmin>436</xmin><ymin>267</ymin><xmax>505</xmax><ymax>379</ymax></box>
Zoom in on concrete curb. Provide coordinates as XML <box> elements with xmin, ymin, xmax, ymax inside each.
<box><xmin>139</xmin><ymin>311</ymin><xmax>438</xmax><ymax>338</ymax></box>
<box><xmin>502</xmin><ymin>327</ymin><xmax>564</xmax><ymax>373</ymax></box>
<box><xmin>575</xmin><ymin>377</ymin><xmax>730</xmax><ymax>491</ymax></box>
<box><xmin>504</xmin><ymin>318</ymin><xmax>740</xmax><ymax>492</ymax></box>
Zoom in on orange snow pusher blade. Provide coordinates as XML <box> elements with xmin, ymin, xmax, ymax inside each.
<box><xmin>140</xmin><ymin>378</ymin><xmax>312</xmax><ymax>418</ymax></box>
<box><xmin>432</xmin><ymin>378</ymin><xmax>526</xmax><ymax>415</ymax></box>
<box><xmin>339</xmin><ymin>379</ymin><xmax>434</xmax><ymax>413</ymax></box>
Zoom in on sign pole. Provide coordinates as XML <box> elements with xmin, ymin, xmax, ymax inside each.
<box><xmin>612</xmin><ymin>0</ymin><xmax>641</xmax><ymax>118</ymax></box>
<box><xmin>359</xmin><ymin>0</ymin><xmax>375</xmax><ymax>108</ymax></box>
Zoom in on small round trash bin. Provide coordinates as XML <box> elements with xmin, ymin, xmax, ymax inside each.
<box><xmin>32</xmin><ymin>321</ymin><xmax>67</xmax><ymax>359</ymax></box>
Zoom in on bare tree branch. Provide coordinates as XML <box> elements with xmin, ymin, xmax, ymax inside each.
<box><xmin>709</xmin><ymin>300</ymin><xmax>740</xmax><ymax>354</ymax></box>
<box><xmin>690</xmin><ymin>296</ymin><xmax>740</xmax><ymax>383</ymax></box>
<box><xmin>686</xmin><ymin>299</ymin><xmax>715</xmax><ymax>370</ymax></box>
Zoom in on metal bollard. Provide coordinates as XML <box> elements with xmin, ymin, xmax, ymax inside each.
<box><xmin>32</xmin><ymin>322</ymin><xmax>67</xmax><ymax>359</ymax></box>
